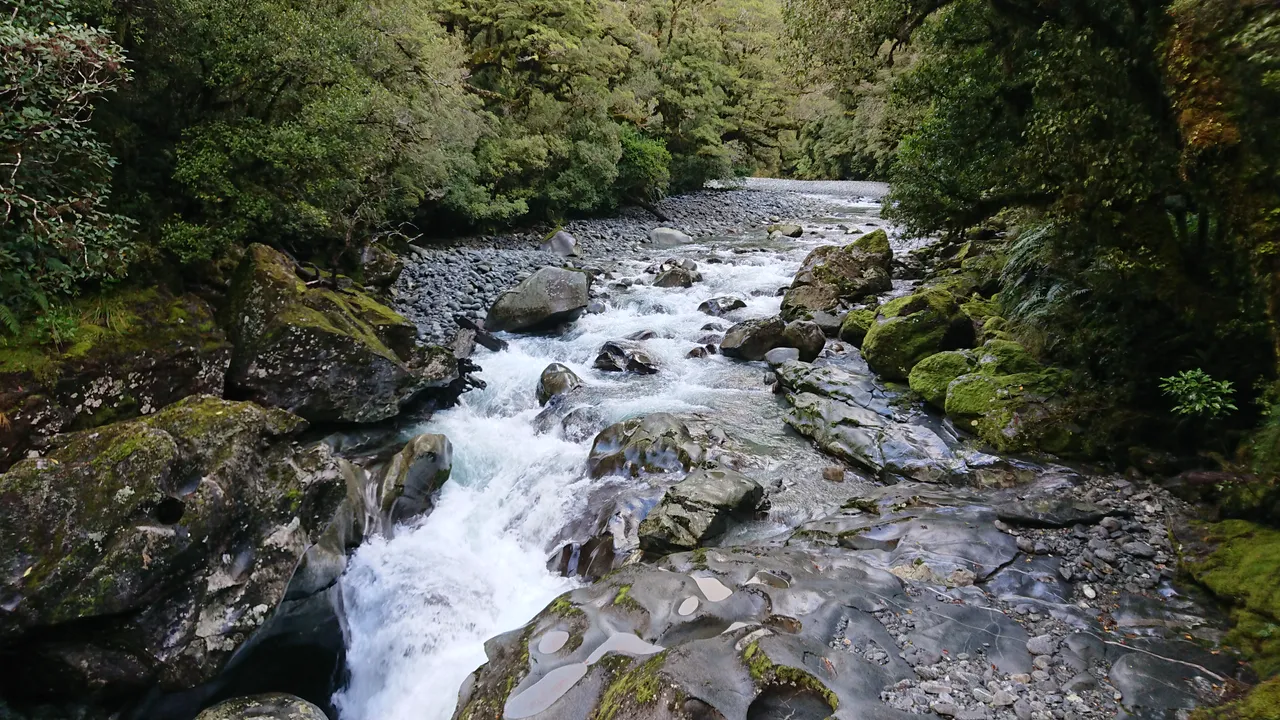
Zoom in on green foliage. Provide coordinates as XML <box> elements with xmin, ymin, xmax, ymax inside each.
<box><xmin>1</xmin><ymin>0</ymin><xmax>136</xmax><ymax>323</ymax></box>
<box><xmin>1161</xmin><ymin>369</ymin><xmax>1238</xmax><ymax>419</ymax></box>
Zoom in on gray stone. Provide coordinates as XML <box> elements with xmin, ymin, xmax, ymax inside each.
<box><xmin>379</xmin><ymin>432</ymin><xmax>452</xmax><ymax>523</ymax></box>
<box><xmin>539</xmin><ymin>230</ymin><xmax>580</xmax><ymax>257</ymax></box>
<box><xmin>782</xmin><ymin>320</ymin><xmax>826</xmax><ymax>362</ymax></box>
<box><xmin>649</xmin><ymin>227</ymin><xmax>693</xmax><ymax>247</ymax></box>
<box><xmin>720</xmin><ymin>316</ymin><xmax>787</xmax><ymax>361</ymax></box>
<box><xmin>536</xmin><ymin>363</ymin><xmax>583</xmax><ymax>406</ymax></box>
<box><xmin>698</xmin><ymin>296</ymin><xmax>747</xmax><ymax>316</ymax></box>
<box><xmin>1026</xmin><ymin>634</ymin><xmax>1057</xmax><ymax>656</ymax></box>
<box><xmin>593</xmin><ymin>340</ymin><xmax>659</xmax><ymax>374</ymax></box>
<box><xmin>764</xmin><ymin>347</ymin><xmax>801</xmax><ymax>367</ymax></box>
<box><xmin>486</xmin><ymin>267</ymin><xmax>590</xmax><ymax>333</ymax></box>
<box><xmin>638</xmin><ymin>468</ymin><xmax>767</xmax><ymax>553</ymax></box>
<box><xmin>196</xmin><ymin>694</ymin><xmax>327</xmax><ymax>720</ymax></box>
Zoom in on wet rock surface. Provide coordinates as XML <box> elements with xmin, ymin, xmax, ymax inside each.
<box><xmin>485</xmin><ymin>267</ymin><xmax>591</xmax><ymax>333</ymax></box>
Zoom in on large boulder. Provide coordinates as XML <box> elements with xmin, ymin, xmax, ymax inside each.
<box><xmin>377</xmin><ymin>432</ymin><xmax>452</xmax><ymax>524</ymax></box>
<box><xmin>638</xmin><ymin>468</ymin><xmax>767</xmax><ymax>554</ymax></box>
<box><xmin>698</xmin><ymin>296</ymin><xmax>746</xmax><ymax>317</ymax></box>
<box><xmin>0</xmin><ymin>396</ymin><xmax>347</xmax><ymax>707</ymax></box>
<box><xmin>359</xmin><ymin>242</ymin><xmax>404</xmax><ymax>289</ymax></box>
<box><xmin>767</xmin><ymin>222</ymin><xmax>803</xmax><ymax>237</ymax></box>
<box><xmin>536</xmin><ymin>363</ymin><xmax>583</xmax><ymax>405</ymax></box>
<box><xmin>485</xmin><ymin>267</ymin><xmax>590</xmax><ymax>333</ymax></box>
<box><xmin>0</xmin><ymin>288</ymin><xmax>231</xmax><ymax>471</ymax></box>
<box><xmin>780</xmin><ymin>229</ymin><xmax>892</xmax><ymax>321</ymax></box>
<box><xmin>908</xmin><ymin>350</ymin><xmax>976</xmax><ymax>409</ymax></box>
<box><xmin>648</xmin><ymin>227</ymin><xmax>693</xmax><ymax>247</ymax></box>
<box><xmin>838</xmin><ymin>307</ymin><xmax>877</xmax><ymax>347</ymax></box>
<box><xmin>226</xmin><ymin>244</ymin><xmax>459</xmax><ymax>423</ymax></box>
<box><xmin>196</xmin><ymin>694</ymin><xmax>327</xmax><ymax>720</ymax></box>
<box><xmin>861</xmin><ymin>287</ymin><xmax>975</xmax><ymax>381</ymax></box>
<box><xmin>539</xmin><ymin>230</ymin><xmax>580</xmax><ymax>258</ymax></box>
<box><xmin>782</xmin><ymin>320</ymin><xmax>825</xmax><ymax>362</ymax></box>
<box><xmin>586</xmin><ymin>413</ymin><xmax>704</xmax><ymax>478</ymax></box>
<box><xmin>593</xmin><ymin>341</ymin><xmax>659</xmax><ymax>374</ymax></box>
<box><xmin>720</xmin><ymin>316</ymin><xmax>787</xmax><ymax>361</ymax></box>
<box><xmin>653</xmin><ymin>266</ymin><xmax>701</xmax><ymax>288</ymax></box>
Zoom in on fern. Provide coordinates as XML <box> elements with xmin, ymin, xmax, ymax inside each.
<box><xmin>0</xmin><ymin>305</ymin><xmax>18</xmax><ymax>336</ymax></box>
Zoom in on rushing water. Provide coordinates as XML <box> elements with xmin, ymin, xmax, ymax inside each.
<box><xmin>335</xmin><ymin>196</ymin><xmax>890</xmax><ymax>720</ymax></box>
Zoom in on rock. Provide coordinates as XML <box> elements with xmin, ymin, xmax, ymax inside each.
<box><xmin>767</xmin><ymin>223</ymin><xmax>803</xmax><ymax>237</ymax></box>
<box><xmin>638</xmin><ymin>468</ymin><xmax>767</xmax><ymax>553</ymax></box>
<box><xmin>943</xmin><ymin>366</ymin><xmax>1072</xmax><ymax>454</ymax></box>
<box><xmin>836</xmin><ymin>307</ymin><xmax>877</xmax><ymax>347</ymax></box>
<box><xmin>537</xmin><ymin>363</ymin><xmax>583</xmax><ymax>405</ymax></box>
<box><xmin>0</xmin><ymin>396</ymin><xmax>347</xmax><ymax>704</ymax></box>
<box><xmin>539</xmin><ymin>230</ymin><xmax>580</xmax><ymax>257</ymax></box>
<box><xmin>593</xmin><ymin>341</ymin><xmax>659</xmax><ymax>374</ymax></box>
<box><xmin>782</xmin><ymin>320</ymin><xmax>826</xmax><ymax>362</ymax></box>
<box><xmin>561</xmin><ymin>406</ymin><xmax>606</xmax><ymax>443</ymax></box>
<box><xmin>195</xmin><ymin>694</ymin><xmax>327</xmax><ymax>720</ymax></box>
<box><xmin>720</xmin><ymin>316</ymin><xmax>787</xmax><ymax>361</ymax></box>
<box><xmin>586</xmin><ymin>413</ymin><xmax>704</xmax><ymax>478</ymax></box>
<box><xmin>226</xmin><ymin>244</ymin><xmax>460</xmax><ymax>423</ymax></box>
<box><xmin>1026</xmin><ymin>635</ymin><xmax>1057</xmax><ymax>656</ymax></box>
<box><xmin>360</xmin><ymin>242</ymin><xmax>404</xmax><ymax>289</ymax></box>
<box><xmin>764</xmin><ymin>347</ymin><xmax>801</xmax><ymax>367</ymax></box>
<box><xmin>810</xmin><ymin>309</ymin><xmax>845</xmax><ymax>336</ymax></box>
<box><xmin>687</xmin><ymin>346</ymin><xmax>709</xmax><ymax>359</ymax></box>
<box><xmin>698</xmin><ymin>296</ymin><xmax>747</xmax><ymax>316</ymax></box>
<box><xmin>485</xmin><ymin>267</ymin><xmax>591</xmax><ymax>333</ymax></box>
<box><xmin>0</xmin><ymin>288</ymin><xmax>231</xmax><ymax>471</ymax></box>
<box><xmin>378</xmin><ymin>433</ymin><xmax>452</xmax><ymax>524</ymax></box>
<box><xmin>653</xmin><ymin>266</ymin><xmax>701</xmax><ymax>288</ymax></box>
<box><xmin>649</xmin><ymin>227</ymin><xmax>693</xmax><ymax>247</ymax></box>
<box><xmin>1122</xmin><ymin>540</ymin><xmax>1157</xmax><ymax>558</ymax></box>
<box><xmin>780</xmin><ymin>229</ymin><xmax>892</xmax><ymax>321</ymax></box>
<box><xmin>861</xmin><ymin>287</ymin><xmax>975</xmax><ymax>381</ymax></box>
<box><xmin>823</xmin><ymin>467</ymin><xmax>845</xmax><ymax>482</ymax></box>
<box><xmin>996</xmin><ymin>498</ymin><xmax>1120</xmax><ymax>528</ymax></box>
<box><xmin>908</xmin><ymin>350</ymin><xmax>976</xmax><ymax>409</ymax></box>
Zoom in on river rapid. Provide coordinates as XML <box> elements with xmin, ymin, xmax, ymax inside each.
<box><xmin>335</xmin><ymin>188</ymin><xmax>894</xmax><ymax>720</ymax></box>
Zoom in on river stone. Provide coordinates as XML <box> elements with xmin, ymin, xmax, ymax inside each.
<box><xmin>486</xmin><ymin>267</ymin><xmax>590</xmax><ymax>333</ymax></box>
<box><xmin>378</xmin><ymin>432</ymin><xmax>452</xmax><ymax>523</ymax></box>
<box><xmin>226</xmin><ymin>244</ymin><xmax>459</xmax><ymax>423</ymax></box>
<box><xmin>698</xmin><ymin>296</ymin><xmax>747</xmax><ymax>316</ymax></box>
<box><xmin>767</xmin><ymin>223</ymin><xmax>803</xmax><ymax>237</ymax></box>
<box><xmin>765</xmin><ymin>347</ymin><xmax>801</xmax><ymax>367</ymax></box>
<box><xmin>720</xmin><ymin>316</ymin><xmax>787</xmax><ymax>361</ymax></box>
<box><xmin>195</xmin><ymin>694</ymin><xmax>327</xmax><ymax>720</ymax></box>
<box><xmin>537</xmin><ymin>363</ymin><xmax>583</xmax><ymax>405</ymax></box>
<box><xmin>593</xmin><ymin>340</ymin><xmax>659</xmax><ymax>374</ymax></box>
<box><xmin>0</xmin><ymin>396</ymin><xmax>346</xmax><ymax>702</ymax></box>
<box><xmin>780</xmin><ymin>229</ymin><xmax>892</xmax><ymax>321</ymax></box>
<box><xmin>638</xmin><ymin>468</ymin><xmax>768</xmax><ymax>554</ymax></box>
<box><xmin>586</xmin><ymin>413</ymin><xmax>704</xmax><ymax>478</ymax></box>
<box><xmin>653</xmin><ymin>266</ymin><xmax>701</xmax><ymax>288</ymax></box>
<box><xmin>649</xmin><ymin>227</ymin><xmax>694</xmax><ymax>247</ymax></box>
<box><xmin>782</xmin><ymin>320</ymin><xmax>826</xmax><ymax>362</ymax></box>
<box><xmin>539</xmin><ymin>230</ymin><xmax>580</xmax><ymax>257</ymax></box>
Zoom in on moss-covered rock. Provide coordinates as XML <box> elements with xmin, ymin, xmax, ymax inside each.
<box><xmin>195</xmin><ymin>694</ymin><xmax>327</xmax><ymax>720</ymax></box>
<box><xmin>637</xmin><ymin>468</ymin><xmax>767</xmax><ymax>554</ymax></box>
<box><xmin>908</xmin><ymin>350</ymin><xmax>976</xmax><ymax>409</ymax></box>
<box><xmin>226</xmin><ymin>244</ymin><xmax>458</xmax><ymax>423</ymax></box>
<box><xmin>780</xmin><ymin>229</ymin><xmax>892</xmax><ymax>321</ymax></box>
<box><xmin>861</xmin><ymin>288</ymin><xmax>975</xmax><ymax>380</ymax></box>
<box><xmin>944</xmin><ymin>368</ymin><xmax>1072</xmax><ymax>453</ymax></box>
<box><xmin>0</xmin><ymin>288</ymin><xmax>231</xmax><ymax>471</ymax></box>
<box><xmin>0</xmin><ymin>395</ymin><xmax>346</xmax><ymax>703</ymax></box>
<box><xmin>838</xmin><ymin>307</ymin><xmax>877</xmax><ymax>347</ymax></box>
<box><xmin>1189</xmin><ymin>678</ymin><xmax>1280</xmax><ymax>720</ymax></box>
<box><xmin>1183</xmin><ymin>520</ymin><xmax>1280</xmax><ymax>677</ymax></box>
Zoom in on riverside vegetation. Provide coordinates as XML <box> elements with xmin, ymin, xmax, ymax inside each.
<box><xmin>3</xmin><ymin>0</ymin><xmax>1280</xmax><ymax>718</ymax></box>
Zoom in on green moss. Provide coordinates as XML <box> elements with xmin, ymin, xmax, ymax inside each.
<box><xmin>612</xmin><ymin>584</ymin><xmax>644</xmax><ymax>612</ymax></box>
<box><xmin>960</xmin><ymin>296</ymin><xmax>1000</xmax><ymax>324</ymax></box>
<box><xmin>742</xmin><ymin>642</ymin><xmax>839</xmax><ymax>711</ymax></box>
<box><xmin>1190</xmin><ymin>678</ymin><xmax>1280</xmax><ymax>720</ymax></box>
<box><xmin>838</xmin><ymin>308</ymin><xmax>877</xmax><ymax>347</ymax></box>
<box><xmin>840</xmin><ymin>496</ymin><xmax>880</xmax><ymax>514</ymax></box>
<box><xmin>691</xmin><ymin>547</ymin><xmax>708</xmax><ymax>568</ymax></box>
<box><xmin>852</xmin><ymin>228</ymin><xmax>889</xmax><ymax>256</ymax></box>
<box><xmin>548</xmin><ymin>595</ymin><xmax>586</xmax><ymax>619</ymax></box>
<box><xmin>908</xmin><ymin>351</ymin><xmax>975</xmax><ymax>409</ymax></box>
<box><xmin>975</xmin><ymin>340</ymin><xmax>1039</xmax><ymax>375</ymax></box>
<box><xmin>591</xmin><ymin>651</ymin><xmax>668</xmax><ymax>720</ymax></box>
<box><xmin>1185</xmin><ymin>520</ymin><xmax>1280</xmax><ymax>675</ymax></box>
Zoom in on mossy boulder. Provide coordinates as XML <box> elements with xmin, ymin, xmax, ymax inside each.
<box><xmin>1183</xmin><ymin>520</ymin><xmax>1280</xmax><ymax>677</ymax></box>
<box><xmin>226</xmin><ymin>244</ymin><xmax>459</xmax><ymax>423</ymax></box>
<box><xmin>908</xmin><ymin>350</ymin><xmax>976</xmax><ymax>409</ymax></box>
<box><xmin>1189</xmin><ymin>678</ymin><xmax>1280</xmax><ymax>720</ymax></box>
<box><xmin>861</xmin><ymin>288</ymin><xmax>975</xmax><ymax>380</ymax></box>
<box><xmin>780</xmin><ymin>229</ymin><xmax>892</xmax><ymax>321</ymax></box>
<box><xmin>0</xmin><ymin>288</ymin><xmax>231</xmax><ymax>471</ymax></box>
<box><xmin>0</xmin><ymin>396</ymin><xmax>347</xmax><ymax>702</ymax></box>
<box><xmin>944</xmin><ymin>367</ymin><xmax>1072</xmax><ymax>454</ymax></box>
<box><xmin>838</xmin><ymin>307</ymin><xmax>878</xmax><ymax>347</ymax></box>
<box><xmin>196</xmin><ymin>694</ymin><xmax>327</xmax><ymax>720</ymax></box>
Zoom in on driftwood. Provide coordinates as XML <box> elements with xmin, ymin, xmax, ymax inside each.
<box><xmin>454</xmin><ymin>314</ymin><xmax>509</xmax><ymax>352</ymax></box>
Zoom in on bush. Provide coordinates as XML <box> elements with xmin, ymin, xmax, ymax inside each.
<box><xmin>1</xmin><ymin>0</ymin><xmax>135</xmax><ymax>326</ymax></box>
<box><xmin>1161</xmin><ymin>369</ymin><xmax>1238</xmax><ymax>419</ymax></box>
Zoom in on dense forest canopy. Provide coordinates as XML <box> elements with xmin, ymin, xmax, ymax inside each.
<box><xmin>3</xmin><ymin>0</ymin><xmax>1280</xmax><ymax>465</ymax></box>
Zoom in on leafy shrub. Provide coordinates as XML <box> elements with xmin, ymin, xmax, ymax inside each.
<box><xmin>1</xmin><ymin>0</ymin><xmax>135</xmax><ymax>324</ymax></box>
<box><xmin>1161</xmin><ymin>369</ymin><xmax>1238</xmax><ymax>419</ymax></box>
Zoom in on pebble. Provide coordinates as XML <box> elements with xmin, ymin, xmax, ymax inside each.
<box><xmin>1026</xmin><ymin>635</ymin><xmax>1057</xmax><ymax>656</ymax></box>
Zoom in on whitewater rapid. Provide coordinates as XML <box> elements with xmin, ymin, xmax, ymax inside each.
<box><xmin>335</xmin><ymin>202</ymin><xmax>886</xmax><ymax>720</ymax></box>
